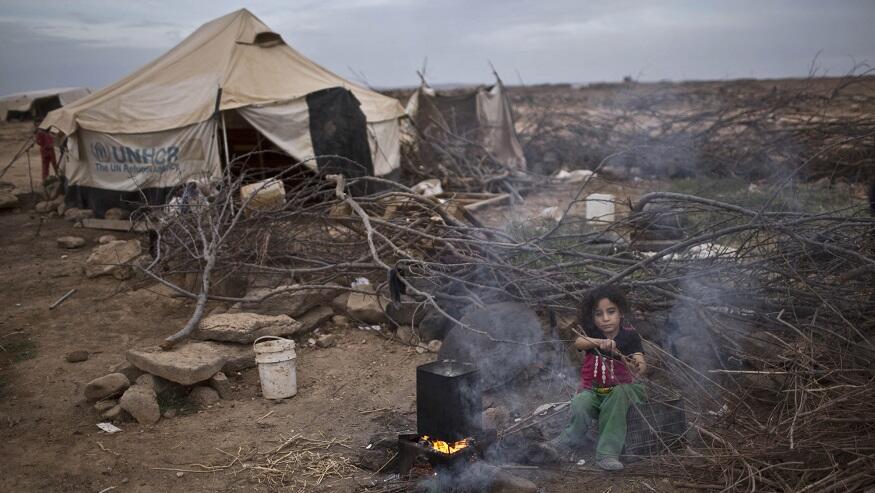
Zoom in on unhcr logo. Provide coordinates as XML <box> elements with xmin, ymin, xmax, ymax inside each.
<box><xmin>91</xmin><ymin>142</ymin><xmax>180</xmax><ymax>165</ymax></box>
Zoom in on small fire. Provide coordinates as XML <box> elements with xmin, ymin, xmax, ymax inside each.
<box><xmin>421</xmin><ymin>435</ymin><xmax>469</xmax><ymax>455</ymax></box>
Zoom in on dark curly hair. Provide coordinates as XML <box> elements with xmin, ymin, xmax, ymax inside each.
<box><xmin>577</xmin><ymin>285</ymin><xmax>630</xmax><ymax>336</ymax></box>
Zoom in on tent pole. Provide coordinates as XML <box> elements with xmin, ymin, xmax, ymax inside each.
<box><xmin>221</xmin><ymin>110</ymin><xmax>231</xmax><ymax>167</ymax></box>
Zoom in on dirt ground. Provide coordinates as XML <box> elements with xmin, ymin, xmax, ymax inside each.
<box><xmin>0</xmin><ymin>120</ymin><xmax>676</xmax><ymax>492</ymax></box>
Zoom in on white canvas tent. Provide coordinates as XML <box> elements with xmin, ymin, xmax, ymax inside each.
<box><xmin>40</xmin><ymin>9</ymin><xmax>405</xmax><ymax>214</ymax></box>
<box><xmin>0</xmin><ymin>87</ymin><xmax>90</xmax><ymax>121</ymax></box>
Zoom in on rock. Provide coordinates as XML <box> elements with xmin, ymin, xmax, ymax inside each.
<box><xmin>84</xmin><ymin>373</ymin><xmax>131</xmax><ymax>401</ymax></box>
<box><xmin>35</xmin><ymin>201</ymin><xmax>52</xmax><ymax>213</ymax></box>
<box><xmin>189</xmin><ymin>386</ymin><xmax>220</xmax><ymax>407</ymax></box>
<box><xmin>296</xmin><ymin>306</ymin><xmax>334</xmax><ymax>333</ymax></box>
<box><xmin>94</xmin><ymin>399</ymin><xmax>118</xmax><ymax>413</ymax></box>
<box><xmin>208</xmin><ymin>372</ymin><xmax>231</xmax><ymax>398</ymax></box>
<box><xmin>57</xmin><ymin>236</ymin><xmax>86</xmax><ymax>249</ymax></box>
<box><xmin>119</xmin><ymin>385</ymin><xmax>160</xmax><ymax>424</ymax></box>
<box><xmin>163</xmin><ymin>409</ymin><xmax>177</xmax><ymax>419</ymax></box>
<box><xmin>112</xmin><ymin>362</ymin><xmax>144</xmax><ymax>383</ymax></box>
<box><xmin>394</xmin><ymin>325</ymin><xmax>416</xmax><ymax>345</ymax></box>
<box><xmin>426</xmin><ymin>340</ymin><xmax>442</xmax><ymax>353</ymax></box>
<box><xmin>338</xmin><ymin>288</ymin><xmax>389</xmax><ymax>324</ymax></box>
<box><xmin>134</xmin><ymin>373</ymin><xmax>178</xmax><ymax>395</ymax></box>
<box><xmin>84</xmin><ymin>240</ymin><xmax>142</xmax><ymax>278</ymax></box>
<box><xmin>0</xmin><ymin>191</ymin><xmax>18</xmax><ymax>210</ymax></box>
<box><xmin>64</xmin><ymin>207</ymin><xmax>94</xmax><ymax>221</ymax></box>
<box><xmin>98</xmin><ymin>235</ymin><xmax>117</xmax><ymax>244</ymax></box>
<box><xmin>56</xmin><ymin>203</ymin><xmax>67</xmax><ymax>215</ymax></box>
<box><xmin>101</xmin><ymin>405</ymin><xmax>124</xmax><ymax>421</ymax></box>
<box><xmin>233</xmin><ymin>284</ymin><xmax>340</xmax><ymax>317</ymax></box>
<box><xmin>65</xmin><ymin>350</ymin><xmax>89</xmax><ymax>363</ymax></box>
<box><xmin>127</xmin><ymin>341</ymin><xmax>254</xmax><ymax>385</ymax></box>
<box><xmin>104</xmin><ymin>208</ymin><xmax>130</xmax><ymax>220</ymax></box>
<box><xmin>196</xmin><ymin>312</ymin><xmax>301</xmax><ymax>344</ymax></box>
<box><xmin>331</xmin><ymin>315</ymin><xmax>350</xmax><ymax>329</ymax></box>
<box><xmin>316</xmin><ymin>334</ymin><xmax>337</xmax><ymax>348</ymax></box>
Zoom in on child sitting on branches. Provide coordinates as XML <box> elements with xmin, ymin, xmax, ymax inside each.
<box><xmin>548</xmin><ymin>285</ymin><xmax>647</xmax><ymax>471</ymax></box>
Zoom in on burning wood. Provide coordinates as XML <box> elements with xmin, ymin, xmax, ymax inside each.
<box><xmin>419</xmin><ymin>436</ymin><xmax>470</xmax><ymax>455</ymax></box>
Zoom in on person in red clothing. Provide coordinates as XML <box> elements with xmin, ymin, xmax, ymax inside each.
<box><xmin>34</xmin><ymin>125</ymin><xmax>58</xmax><ymax>181</ymax></box>
<box><xmin>548</xmin><ymin>285</ymin><xmax>647</xmax><ymax>471</ymax></box>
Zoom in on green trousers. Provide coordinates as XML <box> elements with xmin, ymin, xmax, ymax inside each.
<box><xmin>559</xmin><ymin>383</ymin><xmax>645</xmax><ymax>459</ymax></box>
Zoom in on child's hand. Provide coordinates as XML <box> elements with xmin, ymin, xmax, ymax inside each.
<box><xmin>598</xmin><ymin>339</ymin><xmax>617</xmax><ymax>353</ymax></box>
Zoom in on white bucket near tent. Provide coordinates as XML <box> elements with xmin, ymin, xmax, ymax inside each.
<box><xmin>585</xmin><ymin>193</ymin><xmax>616</xmax><ymax>223</ymax></box>
<box><xmin>253</xmin><ymin>336</ymin><xmax>297</xmax><ymax>399</ymax></box>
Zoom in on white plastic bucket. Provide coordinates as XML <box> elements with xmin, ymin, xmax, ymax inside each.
<box><xmin>253</xmin><ymin>336</ymin><xmax>297</xmax><ymax>399</ymax></box>
<box><xmin>585</xmin><ymin>193</ymin><xmax>616</xmax><ymax>223</ymax></box>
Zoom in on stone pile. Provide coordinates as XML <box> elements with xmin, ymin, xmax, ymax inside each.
<box><xmin>83</xmin><ymin>279</ymin><xmax>446</xmax><ymax>425</ymax></box>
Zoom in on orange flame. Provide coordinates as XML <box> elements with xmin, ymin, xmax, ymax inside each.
<box><xmin>421</xmin><ymin>435</ymin><xmax>469</xmax><ymax>454</ymax></box>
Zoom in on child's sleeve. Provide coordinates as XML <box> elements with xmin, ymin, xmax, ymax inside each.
<box><xmin>626</xmin><ymin>331</ymin><xmax>645</xmax><ymax>355</ymax></box>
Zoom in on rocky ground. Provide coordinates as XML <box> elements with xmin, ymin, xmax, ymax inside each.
<box><xmin>0</xmin><ymin>120</ymin><xmax>677</xmax><ymax>492</ymax></box>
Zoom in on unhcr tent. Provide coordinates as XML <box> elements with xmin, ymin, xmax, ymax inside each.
<box><xmin>404</xmin><ymin>77</ymin><xmax>527</xmax><ymax>173</ymax></box>
<box><xmin>40</xmin><ymin>9</ymin><xmax>405</xmax><ymax>215</ymax></box>
<box><xmin>0</xmin><ymin>87</ymin><xmax>90</xmax><ymax>122</ymax></box>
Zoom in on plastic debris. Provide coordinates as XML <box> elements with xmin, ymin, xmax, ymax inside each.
<box><xmin>97</xmin><ymin>422</ymin><xmax>122</xmax><ymax>434</ymax></box>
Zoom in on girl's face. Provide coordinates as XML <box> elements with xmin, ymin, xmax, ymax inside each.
<box><xmin>593</xmin><ymin>298</ymin><xmax>622</xmax><ymax>336</ymax></box>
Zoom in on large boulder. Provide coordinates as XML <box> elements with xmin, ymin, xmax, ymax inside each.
<box><xmin>126</xmin><ymin>341</ymin><xmax>254</xmax><ymax>386</ymax></box>
<box><xmin>84</xmin><ymin>240</ymin><xmax>142</xmax><ymax>278</ymax></box>
<box><xmin>195</xmin><ymin>312</ymin><xmax>301</xmax><ymax>344</ymax></box>
<box><xmin>438</xmin><ymin>302</ymin><xmax>544</xmax><ymax>390</ymax></box>
<box><xmin>232</xmin><ymin>285</ymin><xmax>340</xmax><ymax>318</ymax></box>
<box><xmin>84</xmin><ymin>373</ymin><xmax>130</xmax><ymax>401</ymax></box>
<box><xmin>119</xmin><ymin>385</ymin><xmax>160</xmax><ymax>424</ymax></box>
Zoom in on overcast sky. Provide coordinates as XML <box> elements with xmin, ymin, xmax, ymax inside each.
<box><xmin>0</xmin><ymin>0</ymin><xmax>873</xmax><ymax>95</ymax></box>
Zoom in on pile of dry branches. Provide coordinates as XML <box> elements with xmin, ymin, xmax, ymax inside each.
<box><xmin>516</xmin><ymin>67</ymin><xmax>875</xmax><ymax>182</ymax></box>
<box><xmin>138</xmin><ymin>146</ymin><xmax>874</xmax><ymax>489</ymax></box>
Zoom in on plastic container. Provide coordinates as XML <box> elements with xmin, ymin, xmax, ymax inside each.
<box><xmin>253</xmin><ymin>336</ymin><xmax>297</xmax><ymax>399</ymax></box>
<box><xmin>585</xmin><ymin>193</ymin><xmax>616</xmax><ymax>223</ymax></box>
